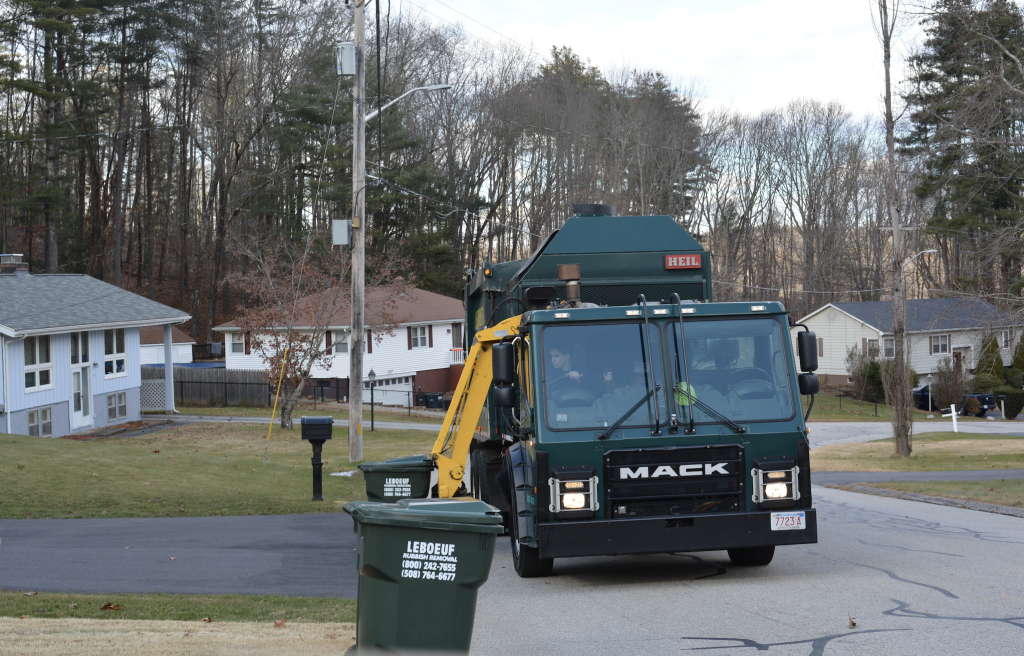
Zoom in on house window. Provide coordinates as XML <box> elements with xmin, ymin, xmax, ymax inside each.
<box><xmin>70</xmin><ymin>331</ymin><xmax>90</xmax><ymax>365</ymax></box>
<box><xmin>107</xmin><ymin>392</ymin><xmax>127</xmax><ymax>421</ymax></box>
<box><xmin>104</xmin><ymin>329</ymin><xmax>126</xmax><ymax>377</ymax></box>
<box><xmin>231</xmin><ymin>333</ymin><xmax>244</xmax><ymax>353</ymax></box>
<box><xmin>411</xmin><ymin>326</ymin><xmax>427</xmax><ymax>348</ymax></box>
<box><xmin>867</xmin><ymin>339</ymin><xmax>880</xmax><ymax>358</ymax></box>
<box><xmin>333</xmin><ymin>331</ymin><xmax>349</xmax><ymax>354</ymax></box>
<box><xmin>1002</xmin><ymin>330</ymin><xmax>1012</xmax><ymax>349</ymax></box>
<box><xmin>883</xmin><ymin>338</ymin><xmax>895</xmax><ymax>359</ymax></box>
<box><xmin>931</xmin><ymin>334</ymin><xmax>949</xmax><ymax>355</ymax></box>
<box><xmin>24</xmin><ymin>335</ymin><xmax>53</xmax><ymax>391</ymax></box>
<box><xmin>28</xmin><ymin>408</ymin><xmax>52</xmax><ymax>437</ymax></box>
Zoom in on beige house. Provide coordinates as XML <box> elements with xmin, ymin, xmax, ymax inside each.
<box><xmin>790</xmin><ymin>298</ymin><xmax>1015</xmax><ymax>388</ymax></box>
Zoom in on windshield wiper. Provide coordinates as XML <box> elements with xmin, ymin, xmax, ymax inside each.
<box><xmin>598</xmin><ymin>386</ymin><xmax>661</xmax><ymax>440</ymax></box>
<box><xmin>673</xmin><ymin>384</ymin><xmax>747</xmax><ymax>434</ymax></box>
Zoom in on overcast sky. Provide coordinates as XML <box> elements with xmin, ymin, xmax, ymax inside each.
<box><xmin>400</xmin><ymin>0</ymin><xmax>924</xmax><ymax>121</ymax></box>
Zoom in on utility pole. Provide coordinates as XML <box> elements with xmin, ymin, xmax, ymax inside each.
<box><xmin>878</xmin><ymin>0</ymin><xmax>912</xmax><ymax>458</ymax></box>
<box><xmin>349</xmin><ymin>0</ymin><xmax>366</xmax><ymax>463</ymax></box>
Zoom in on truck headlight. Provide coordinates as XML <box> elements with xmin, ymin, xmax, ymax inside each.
<box><xmin>562</xmin><ymin>493</ymin><xmax>586</xmax><ymax>509</ymax></box>
<box><xmin>548</xmin><ymin>466</ymin><xmax>599</xmax><ymax>519</ymax></box>
<box><xmin>751</xmin><ymin>457</ymin><xmax>801</xmax><ymax>508</ymax></box>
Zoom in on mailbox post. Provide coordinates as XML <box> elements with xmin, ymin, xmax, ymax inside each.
<box><xmin>300</xmin><ymin>416</ymin><xmax>333</xmax><ymax>501</ymax></box>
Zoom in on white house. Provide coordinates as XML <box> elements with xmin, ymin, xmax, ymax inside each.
<box><xmin>214</xmin><ymin>287</ymin><xmax>465</xmax><ymax>405</ymax></box>
<box><xmin>791</xmin><ymin>298</ymin><xmax>1015</xmax><ymax>388</ymax></box>
<box><xmin>140</xmin><ymin>325</ymin><xmax>195</xmax><ymax>364</ymax></box>
<box><xmin>0</xmin><ymin>254</ymin><xmax>190</xmax><ymax>437</ymax></box>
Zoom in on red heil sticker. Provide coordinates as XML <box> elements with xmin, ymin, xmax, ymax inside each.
<box><xmin>665</xmin><ymin>254</ymin><xmax>701</xmax><ymax>269</ymax></box>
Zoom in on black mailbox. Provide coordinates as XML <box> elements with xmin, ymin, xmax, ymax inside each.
<box><xmin>300</xmin><ymin>416</ymin><xmax>333</xmax><ymax>501</ymax></box>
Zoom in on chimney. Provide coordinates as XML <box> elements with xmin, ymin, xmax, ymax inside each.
<box><xmin>0</xmin><ymin>254</ymin><xmax>28</xmax><ymax>275</ymax></box>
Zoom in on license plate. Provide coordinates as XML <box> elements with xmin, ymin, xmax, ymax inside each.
<box><xmin>770</xmin><ymin>511</ymin><xmax>806</xmax><ymax>531</ymax></box>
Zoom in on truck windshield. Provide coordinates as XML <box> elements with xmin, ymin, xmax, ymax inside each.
<box><xmin>669</xmin><ymin>318</ymin><xmax>795</xmax><ymax>424</ymax></box>
<box><xmin>542</xmin><ymin>323</ymin><xmax>667</xmax><ymax>431</ymax></box>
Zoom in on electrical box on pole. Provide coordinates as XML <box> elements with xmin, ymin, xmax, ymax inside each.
<box><xmin>333</xmin><ymin>219</ymin><xmax>352</xmax><ymax>246</ymax></box>
<box><xmin>336</xmin><ymin>41</ymin><xmax>355</xmax><ymax>76</ymax></box>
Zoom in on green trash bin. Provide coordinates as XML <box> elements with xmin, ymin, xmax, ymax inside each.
<box><xmin>358</xmin><ymin>454</ymin><xmax>433</xmax><ymax>501</ymax></box>
<box><xmin>344</xmin><ymin>498</ymin><xmax>503</xmax><ymax>654</ymax></box>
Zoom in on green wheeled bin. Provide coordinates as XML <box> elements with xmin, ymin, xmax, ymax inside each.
<box><xmin>343</xmin><ymin>498</ymin><xmax>503</xmax><ymax>654</ymax></box>
<box><xmin>358</xmin><ymin>455</ymin><xmax>433</xmax><ymax>501</ymax></box>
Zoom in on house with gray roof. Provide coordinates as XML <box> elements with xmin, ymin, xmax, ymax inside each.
<box><xmin>0</xmin><ymin>254</ymin><xmax>189</xmax><ymax>437</ymax></box>
<box><xmin>789</xmin><ymin>297</ymin><xmax>1016</xmax><ymax>388</ymax></box>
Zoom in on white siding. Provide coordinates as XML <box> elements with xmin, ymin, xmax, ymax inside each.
<box><xmin>140</xmin><ymin>343</ymin><xmax>193</xmax><ymax>364</ymax></box>
<box><xmin>790</xmin><ymin>306</ymin><xmax>881</xmax><ymax>378</ymax></box>
<box><xmin>220</xmin><ymin>322</ymin><xmax>464</xmax><ymax>379</ymax></box>
<box><xmin>91</xmin><ymin>328</ymin><xmax>141</xmax><ymax>395</ymax></box>
<box><xmin>6</xmin><ymin>333</ymin><xmax>73</xmax><ymax>413</ymax></box>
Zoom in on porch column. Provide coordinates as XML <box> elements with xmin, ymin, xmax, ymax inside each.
<box><xmin>163</xmin><ymin>324</ymin><xmax>175</xmax><ymax>413</ymax></box>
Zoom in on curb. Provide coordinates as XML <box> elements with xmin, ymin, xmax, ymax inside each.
<box><xmin>825</xmin><ymin>483</ymin><xmax>1024</xmax><ymax>518</ymax></box>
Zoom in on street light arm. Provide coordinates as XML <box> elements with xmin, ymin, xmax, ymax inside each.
<box><xmin>902</xmin><ymin>249</ymin><xmax>938</xmax><ymax>269</ymax></box>
<box><xmin>365</xmin><ymin>84</ymin><xmax>452</xmax><ymax>122</ymax></box>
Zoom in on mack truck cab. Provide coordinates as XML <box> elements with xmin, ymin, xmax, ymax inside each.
<box><xmin>426</xmin><ymin>205</ymin><xmax>819</xmax><ymax>577</ymax></box>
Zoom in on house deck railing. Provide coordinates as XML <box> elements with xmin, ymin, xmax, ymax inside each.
<box><xmin>450</xmin><ymin>348</ymin><xmax>465</xmax><ymax>365</ymax></box>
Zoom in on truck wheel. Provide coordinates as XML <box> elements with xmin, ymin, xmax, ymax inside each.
<box><xmin>727</xmin><ymin>546</ymin><xmax>775</xmax><ymax>566</ymax></box>
<box><xmin>511</xmin><ymin>496</ymin><xmax>553</xmax><ymax>578</ymax></box>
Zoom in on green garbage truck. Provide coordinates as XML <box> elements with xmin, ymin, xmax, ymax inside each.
<box><xmin>426</xmin><ymin>203</ymin><xmax>819</xmax><ymax>577</ymax></box>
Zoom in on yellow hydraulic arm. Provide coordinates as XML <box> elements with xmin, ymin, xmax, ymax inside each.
<box><xmin>431</xmin><ymin>314</ymin><xmax>523</xmax><ymax>498</ymax></box>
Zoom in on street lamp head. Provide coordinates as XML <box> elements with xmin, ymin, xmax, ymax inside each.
<box><xmin>368</xmin><ymin>369</ymin><xmax>376</xmax><ymax>382</ymax></box>
<box><xmin>425</xmin><ymin>84</ymin><xmax>453</xmax><ymax>91</ymax></box>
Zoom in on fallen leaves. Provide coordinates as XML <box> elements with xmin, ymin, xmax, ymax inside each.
<box><xmin>202</xmin><ymin>617</ymin><xmax>212</xmax><ymax>623</ymax></box>
<box><xmin>19</xmin><ymin>615</ymin><xmax>29</xmax><ymax>619</ymax></box>
<box><xmin>848</xmin><ymin>613</ymin><xmax>857</xmax><ymax>629</ymax></box>
<box><xmin>274</xmin><ymin>618</ymin><xmax>287</xmax><ymax>628</ymax></box>
<box><xmin>92</xmin><ymin>473</ymin><xmax>99</xmax><ymax>477</ymax></box>
<box><xmin>23</xmin><ymin>592</ymin><xmax>37</xmax><ymax>596</ymax></box>
<box><xmin>153</xmin><ymin>450</ymin><xmax>160</xmax><ymax>454</ymax></box>
<box><xmin>101</xmin><ymin>603</ymin><xmax>123</xmax><ymax>611</ymax></box>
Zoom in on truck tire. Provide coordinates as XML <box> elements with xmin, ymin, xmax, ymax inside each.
<box><xmin>727</xmin><ymin>545</ymin><xmax>775</xmax><ymax>566</ymax></box>
<box><xmin>511</xmin><ymin>494</ymin><xmax>553</xmax><ymax>578</ymax></box>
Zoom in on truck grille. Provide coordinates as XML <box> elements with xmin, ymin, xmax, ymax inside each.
<box><xmin>604</xmin><ymin>445</ymin><xmax>745</xmax><ymax>517</ymax></box>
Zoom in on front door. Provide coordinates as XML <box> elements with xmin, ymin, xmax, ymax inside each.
<box><xmin>71</xmin><ymin>366</ymin><xmax>92</xmax><ymax>429</ymax></box>
<box><xmin>952</xmin><ymin>351</ymin><xmax>963</xmax><ymax>372</ymax></box>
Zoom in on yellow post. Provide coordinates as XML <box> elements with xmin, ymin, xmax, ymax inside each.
<box><xmin>264</xmin><ymin>346</ymin><xmax>289</xmax><ymax>463</ymax></box>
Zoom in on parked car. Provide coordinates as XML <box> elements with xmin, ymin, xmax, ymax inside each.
<box><xmin>914</xmin><ymin>385</ymin><xmax>996</xmax><ymax>417</ymax></box>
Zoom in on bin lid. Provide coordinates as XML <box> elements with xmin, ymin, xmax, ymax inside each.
<box><xmin>343</xmin><ymin>498</ymin><xmax>504</xmax><ymax>533</ymax></box>
<box><xmin>300</xmin><ymin>416</ymin><xmax>334</xmax><ymax>425</ymax></box>
<box><xmin>358</xmin><ymin>454</ymin><xmax>434</xmax><ymax>473</ymax></box>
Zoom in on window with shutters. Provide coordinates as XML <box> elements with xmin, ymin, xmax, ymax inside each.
<box><xmin>867</xmin><ymin>339</ymin><xmax>879</xmax><ymax>358</ymax></box>
<box><xmin>231</xmin><ymin>333</ymin><xmax>244</xmax><ymax>353</ymax></box>
<box><xmin>883</xmin><ymin>338</ymin><xmax>894</xmax><ymax>358</ymax></box>
<box><xmin>411</xmin><ymin>326</ymin><xmax>427</xmax><ymax>348</ymax></box>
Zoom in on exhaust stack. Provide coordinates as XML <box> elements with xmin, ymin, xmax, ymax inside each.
<box><xmin>557</xmin><ymin>263</ymin><xmax>581</xmax><ymax>306</ymax></box>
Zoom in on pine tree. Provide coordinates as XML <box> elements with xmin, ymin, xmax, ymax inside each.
<box><xmin>975</xmin><ymin>333</ymin><xmax>1005</xmax><ymax>379</ymax></box>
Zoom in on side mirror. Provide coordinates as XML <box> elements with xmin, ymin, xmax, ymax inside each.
<box><xmin>798</xmin><ymin>373</ymin><xmax>819</xmax><ymax>396</ymax></box>
<box><xmin>493</xmin><ymin>384</ymin><xmax>516</xmax><ymax>408</ymax></box>
<box><xmin>797</xmin><ymin>331</ymin><xmax>818</xmax><ymax>373</ymax></box>
<box><xmin>492</xmin><ymin>342</ymin><xmax>515</xmax><ymax>385</ymax></box>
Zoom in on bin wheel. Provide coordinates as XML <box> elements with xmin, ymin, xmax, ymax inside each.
<box><xmin>727</xmin><ymin>545</ymin><xmax>775</xmax><ymax>566</ymax></box>
<box><xmin>510</xmin><ymin>495</ymin><xmax>553</xmax><ymax>578</ymax></box>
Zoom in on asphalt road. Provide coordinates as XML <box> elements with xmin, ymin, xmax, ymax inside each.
<box><xmin>0</xmin><ymin>513</ymin><xmax>359</xmax><ymax>598</ymax></box>
<box><xmin>807</xmin><ymin>420</ymin><xmax>1024</xmax><ymax>448</ymax></box>
<box><xmin>472</xmin><ymin>485</ymin><xmax>1024</xmax><ymax>656</ymax></box>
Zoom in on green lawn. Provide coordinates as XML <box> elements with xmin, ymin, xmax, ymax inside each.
<box><xmin>803</xmin><ymin>392</ymin><xmax>987</xmax><ymax>423</ymax></box>
<box><xmin>0</xmin><ymin>591</ymin><xmax>355</xmax><ymax>623</ymax></box>
<box><xmin>811</xmin><ymin>431</ymin><xmax>1024</xmax><ymax>472</ymax></box>
<box><xmin>863</xmin><ymin>479</ymin><xmax>1024</xmax><ymax>509</ymax></box>
<box><xmin>0</xmin><ymin>423</ymin><xmax>436</xmax><ymax>519</ymax></box>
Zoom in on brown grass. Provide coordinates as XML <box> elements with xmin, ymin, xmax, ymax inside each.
<box><xmin>0</xmin><ymin>617</ymin><xmax>355</xmax><ymax>655</ymax></box>
<box><xmin>810</xmin><ymin>432</ymin><xmax>1024</xmax><ymax>472</ymax></box>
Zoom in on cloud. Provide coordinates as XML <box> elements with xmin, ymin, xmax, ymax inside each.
<box><xmin>414</xmin><ymin>0</ymin><xmax>922</xmax><ymax>119</ymax></box>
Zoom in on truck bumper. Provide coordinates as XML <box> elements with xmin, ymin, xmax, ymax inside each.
<box><xmin>537</xmin><ymin>509</ymin><xmax>817</xmax><ymax>559</ymax></box>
